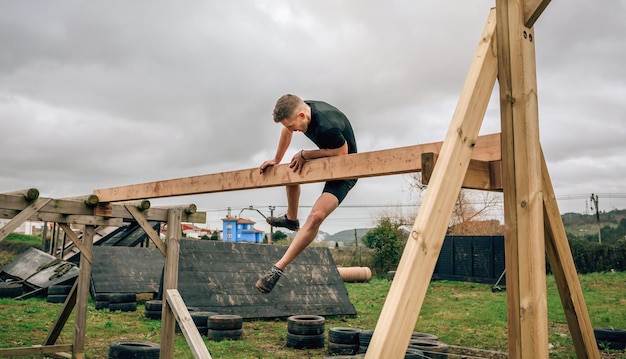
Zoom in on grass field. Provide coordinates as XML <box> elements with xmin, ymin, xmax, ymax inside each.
<box><xmin>1</xmin><ymin>272</ymin><xmax>625</xmax><ymax>358</ymax></box>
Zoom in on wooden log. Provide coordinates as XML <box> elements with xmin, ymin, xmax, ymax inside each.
<box><xmin>93</xmin><ymin>133</ymin><xmax>502</xmax><ymax>202</ymax></box>
<box><xmin>160</xmin><ymin>208</ymin><xmax>182</xmax><ymax>359</ymax></box>
<box><xmin>0</xmin><ymin>344</ymin><xmax>73</xmax><ymax>357</ymax></box>
<box><xmin>4</xmin><ymin>188</ymin><xmax>40</xmax><ymax>201</ymax></box>
<box><xmin>72</xmin><ymin>225</ymin><xmax>94</xmax><ymax>358</ymax></box>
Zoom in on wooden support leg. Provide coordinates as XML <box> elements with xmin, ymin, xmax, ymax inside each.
<box><xmin>72</xmin><ymin>225</ymin><xmax>95</xmax><ymax>359</ymax></box>
<box><xmin>496</xmin><ymin>1</ymin><xmax>548</xmax><ymax>357</ymax></box>
<box><xmin>160</xmin><ymin>208</ymin><xmax>182</xmax><ymax>359</ymax></box>
<box><xmin>0</xmin><ymin>198</ymin><xmax>51</xmax><ymax>241</ymax></box>
<box><xmin>541</xmin><ymin>150</ymin><xmax>600</xmax><ymax>359</ymax></box>
<box><xmin>365</xmin><ymin>9</ymin><xmax>498</xmax><ymax>358</ymax></box>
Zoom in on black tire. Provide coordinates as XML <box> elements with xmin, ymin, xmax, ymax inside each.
<box><xmin>594</xmin><ymin>327</ymin><xmax>626</xmax><ymax>350</ymax></box>
<box><xmin>144</xmin><ymin>300</ymin><xmax>162</xmax><ymax>312</ymax></box>
<box><xmin>143</xmin><ymin>310</ymin><xmax>162</xmax><ymax>320</ymax></box>
<box><xmin>109</xmin><ymin>302</ymin><xmax>137</xmax><ymax>312</ymax></box>
<box><xmin>46</xmin><ymin>294</ymin><xmax>68</xmax><ymax>303</ymax></box>
<box><xmin>387</xmin><ymin>270</ymin><xmax>396</xmax><ymax>281</ymax></box>
<box><xmin>108</xmin><ymin>340</ymin><xmax>160</xmax><ymax>359</ymax></box>
<box><xmin>405</xmin><ymin>347</ymin><xmax>426</xmax><ymax>359</ymax></box>
<box><xmin>108</xmin><ymin>293</ymin><xmax>137</xmax><ymax>304</ymax></box>
<box><xmin>207</xmin><ymin>314</ymin><xmax>243</xmax><ymax>330</ymax></box>
<box><xmin>409</xmin><ymin>340</ymin><xmax>449</xmax><ymax>359</ymax></box>
<box><xmin>197</xmin><ymin>326</ymin><xmax>208</xmax><ymax>336</ymax></box>
<box><xmin>95</xmin><ymin>293</ymin><xmax>110</xmax><ymax>301</ymax></box>
<box><xmin>95</xmin><ymin>301</ymin><xmax>109</xmax><ymax>310</ymax></box>
<box><xmin>359</xmin><ymin>329</ymin><xmax>374</xmax><ymax>346</ymax></box>
<box><xmin>287</xmin><ymin>315</ymin><xmax>325</xmax><ymax>335</ymax></box>
<box><xmin>187</xmin><ymin>306</ymin><xmax>200</xmax><ymax>312</ymax></box>
<box><xmin>329</xmin><ymin>327</ymin><xmax>361</xmax><ymax>344</ymax></box>
<box><xmin>411</xmin><ymin>332</ymin><xmax>439</xmax><ymax>341</ymax></box>
<box><xmin>286</xmin><ymin>332</ymin><xmax>325</xmax><ymax>349</ymax></box>
<box><xmin>0</xmin><ymin>282</ymin><xmax>23</xmax><ymax>298</ymax></box>
<box><xmin>358</xmin><ymin>345</ymin><xmax>368</xmax><ymax>354</ymax></box>
<box><xmin>48</xmin><ymin>285</ymin><xmax>72</xmax><ymax>295</ymax></box>
<box><xmin>206</xmin><ymin>328</ymin><xmax>243</xmax><ymax>342</ymax></box>
<box><xmin>328</xmin><ymin>341</ymin><xmax>359</xmax><ymax>355</ymax></box>
<box><xmin>191</xmin><ymin>311</ymin><xmax>218</xmax><ymax>327</ymax></box>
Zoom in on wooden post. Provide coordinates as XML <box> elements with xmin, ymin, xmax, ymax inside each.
<box><xmin>496</xmin><ymin>0</ymin><xmax>548</xmax><ymax>357</ymax></box>
<box><xmin>72</xmin><ymin>225</ymin><xmax>94</xmax><ymax>359</ymax></box>
<box><xmin>365</xmin><ymin>9</ymin><xmax>498</xmax><ymax>358</ymax></box>
<box><xmin>160</xmin><ymin>208</ymin><xmax>182</xmax><ymax>359</ymax></box>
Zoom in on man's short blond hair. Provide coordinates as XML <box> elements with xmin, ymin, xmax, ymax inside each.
<box><xmin>273</xmin><ymin>94</ymin><xmax>304</xmax><ymax>123</ymax></box>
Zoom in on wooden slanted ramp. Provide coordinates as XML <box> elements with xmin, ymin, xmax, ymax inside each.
<box><xmin>176</xmin><ymin>240</ymin><xmax>355</xmax><ymax>319</ymax></box>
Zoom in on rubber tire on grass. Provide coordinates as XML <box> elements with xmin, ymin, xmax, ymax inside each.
<box><xmin>0</xmin><ymin>282</ymin><xmax>23</xmax><ymax>298</ymax></box>
<box><xmin>328</xmin><ymin>342</ymin><xmax>359</xmax><ymax>356</ymax></box>
<box><xmin>46</xmin><ymin>294</ymin><xmax>68</xmax><ymax>303</ymax></box>
<box><xmin>108</xmin><ymin>293</ymin><xmax>137</xmax><ymax>304</ymax></box>
<box><xmin>206</xmin><ymin>328</ymin><xmax>243</xmax><ymax>342</ymax></box>
<box><xmin>358</xmin><ymin>329</ymin><xmax>374</xmax><ymax>346</ymax></box>
<box><xmin>143</xmin><ymin>310</ymin><xmax>161</xmax><ymax>320</ymax></box>
<box><xmin>408</xmin><ymin>340</ymin><xmax>449</xmax><ymax>359</ymax></box>
<box><xmin>144</xmin><ymin>300</ymin><xmax>162</xmax><ymax>311</ymax></box>
<box><xmin>207</xmin><ymin>314</ymin><xmax>243</xmax><ymax>330</ymax></box>
<box><xmin>109</xmin><ymin>302</ymin><xmax>137</xmax><ymax>312</ymax></box>
<box><xmin>329</xmin><ymin>327</ymin><xmax>361</xmax><ymax>344</ymax></box>
<box><xmin>287</xmin><ymin>315</ymin><xmax>325</xmax><ymax>335</ymax></box>
<box><xmin>108</xmin><ymin>340</ymin><xmax>160</xmax><ymax>359</ymax></box>
<box><xmin>404</xmin><ymin>347</ymin><xmax>426</xmax><ymax>359</ymax></box>
<box><xmin>192</xmin><ymin>311</ymin><xmax>218</xmax><ymax>327</ymax></box>
<box><xmin>48</xmin><ymin>285</ymin><xmax>72</xmax><ymax>295</ymax></box>
<box><xmin>95</xmin><ymin>301</ymin><xmax>109</xmax><ymax>310</ymax></box>
<box><xmin>286</xmin><ymin>332</ymin><xmax>325</xmax><ymax>349</ymax></box>
<box><xmin>95</xmin><ymin>293</ymin><xmax>110</xmax><ymax>301</ymax></box>
<box><xmin>411</xmin><ymin>332</ymin><xmax>438</xmax><ymax>341</ymax></box>
<box><xmin>594</xmin><ymin>327</ymin><xmax>626</xmax><ymax>350</ymax></box>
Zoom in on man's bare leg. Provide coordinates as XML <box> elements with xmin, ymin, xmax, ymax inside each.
<box><xmin>285</xmin><ymin>184</ymin><xmax>300</xmax><ymax>221</ymax></box>
<box><xmin>275</xmin><ymin>192</ymin><xmax>339</xmax><ymax>270</ymax></box>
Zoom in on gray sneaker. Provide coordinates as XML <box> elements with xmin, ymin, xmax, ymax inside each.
<box><xmin>255</xmin><ymin>265</ymin><xmax>283</xmax><ymax>294</ymax></box>
<box><xmin>266</xmin><ymin>214</ymin><xmax>300</xmax><ymax>231</ymax></box>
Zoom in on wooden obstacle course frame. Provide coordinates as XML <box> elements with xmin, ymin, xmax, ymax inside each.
<box><xmin>1</xmin><ymin>1</ymin><xmax>601</xmax><ymax>358</ymax></box>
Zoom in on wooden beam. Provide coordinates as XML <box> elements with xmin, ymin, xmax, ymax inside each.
<box><xmin>72</xmin><ymin>225</ymin><xmax>94</xmax><ymax>359</ymax></box>
<box><xmin>93</xmin><ymin>133</ymin><xmax>502</xmax><ymax>202</ymax></box>
<box><xmin>524</xmin><ymin>0</ymin><xmax>551</xmax><ymax>28</ymax></box>
<box><xmin>125</xmin><ymin>205</ymin><xmax>167</xmax><ymax>256</ymax></box>
<box><xmin>0</xmin><ymin>198</ymin><xmax>51</xmax><ymax>241</ymax></box>
<box><xmin>0</xmin><ymin>194</ymin><xmax>205</xmax><ymax>223</ymax></box>
<box><xmin>45</xmin><ymin>281</ymin><xmax>78</xmax><ymax>345</ymax></box>
<box><xmin>3</xmin><ymin>188</ymin><xmax>40</xmax><ymax>201</ymax></box>
<box><xmin>0</xmin><ymin>344</ymin><xmax>73</xmax><ymax>357</ymax></box>
<box><xmin>160</xmin><ymin>208</ymin><xmax>183</xmax><ymax>359</ymax></box>
<box><xmin>58</xmin><ymin>224</ymin><xmax>92</xmax><ymax>263</ymax></box>
<box><xmin>496</xmin><ymin>1</ymin><xmax>548</xmax><ymax>358</ymax></box>
<box><xmin>366</xmin><ymin>8</ymin><xmax>498</xmax><ymax>358</ymax></box>
<box><xmin>541</xmin><ymin>149</ymin><xmax>600</xmax><ymax>359</ymax></box>
<box><xmin>165</xmin><ymin>289</ymin><xmax>212</xmax><ymax>359</ymax></box>
<box><xmin>421</xmin><ymin>152</ymin><xmax>503</xmax><ymax>191</ymax></box>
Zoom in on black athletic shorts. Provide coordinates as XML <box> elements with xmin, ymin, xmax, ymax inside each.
<box><xmin>323</xmin><ymin>179</ymin><xmax>357</xmax><ymax>205</ymax></box>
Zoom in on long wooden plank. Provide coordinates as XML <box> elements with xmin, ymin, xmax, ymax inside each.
<box><xmin>496</xmin><ymin>1</ymin><xmax>548</xmax><ymax>358</ymax></box>
<box><xmin>524</xmin><ymin>0</ymin><xmax>551</xmax><ymax>27</ymax></box>
<box><xmin>45</xmin><ymin>280</ymin><xmax>78</xmax><ymax>345</ymax></box>
<box><xmin>0</xmin><ymin>194</ymin><xmax>205</xmax><ymax>223</ymax></box>
<box><xmin>161</xmin><ymin>208</ymin><xmax>183</xmax><ymax>359</ymax></box>
<box><xmin>165</xmin><ymin>289</ymin><xmax>212</xmax><ymax>359</ymax></box>
<box><xmin>125</xmin><ymin>205</ymin><xmax>167</xmax><ymax>255</ymax></box>
<box><xmin>59</xmin><ymin>224</ymin><xmax>92</xmax><ymax>263</ymax></box>
<box><xmin>541</xmin><ymin>149</ymin><xmax>600</xmax><ymax>359</ymax></box>
<box><xmin>0</xmin><ymin>344</ymin><xmax>73</xmax><ymax>356</ymax></box>
<box><xmin>366</xmin><ymin>9</ymin><xmax>498</xmax><ymax>358</ymax></box>
<box><xmin>72</xmin><ymin>225</ymin><xmax>94</xmax><ymax>359</ymax></box>
<box><xmin>421</xmin><ymin>153</ymin><xmax>503</xmax><ymax>191</ymax></box>
<box><xmin>93</xmin><ymin>133</ymin><xmax>502</xmax><ymax>202</ymax></box>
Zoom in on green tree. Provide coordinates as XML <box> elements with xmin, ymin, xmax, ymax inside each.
<box><xmin>362</xmin><ymin>216</ymin><xmax>406</xmax><ymax>274</ymax></box>
<box><xmin>272</xmin><ymin>230</ymin><xmax>288</xmax><ymax>242</ymax></box>
<box><xmin>210</xmin><ymin>231</ymin><xmax>220</xmax><ymax>241</ymax></box>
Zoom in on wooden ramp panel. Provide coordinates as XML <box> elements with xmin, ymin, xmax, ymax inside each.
<box><xmin>176</xmin><ymin>240</ymin><xmax>356</xmax><ymax>319</ymax></box>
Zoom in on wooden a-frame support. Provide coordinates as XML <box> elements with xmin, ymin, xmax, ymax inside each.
<box><xmin>0</xmin><ymin>192</ymin><xmax>208</xmax><ymax>359</ymax></box>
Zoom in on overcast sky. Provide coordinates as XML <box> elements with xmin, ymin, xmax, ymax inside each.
<box><xmin>1</xmin><ymin>1</ymin><xmax>625</xmax><ymax>235</ymax></box>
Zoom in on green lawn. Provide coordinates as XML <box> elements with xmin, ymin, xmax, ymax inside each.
<box><xmin>1</xmin><ymin>272</ymin><xmax>625</xmax><ymax>358</ymax></box>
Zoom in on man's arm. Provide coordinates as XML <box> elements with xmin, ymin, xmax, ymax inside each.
<box><xmin>260</xmin><ymin>127</ymin><xmax>293</xmax><ymax>174</ymax></box>
<box><xmin>301</xmin><ymin>142</ymin><xmax>348</xmax><ymax>160</ymax></box>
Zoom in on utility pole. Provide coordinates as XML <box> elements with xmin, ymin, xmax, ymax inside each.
<box><xmin>268</xmin><ymin>206</ymin><xmax>275</xmax><ymax>244</ymax></box>
<box><xmin>590</xmin><ymin>193</ymin><xmax>602</xmax><ymax>244</ymax></box>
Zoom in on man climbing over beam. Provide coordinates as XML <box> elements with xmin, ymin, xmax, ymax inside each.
<box><xmin>255</xmin><ymin>94</ymin><xmax>358</xmax><ymax>294</ymax></box>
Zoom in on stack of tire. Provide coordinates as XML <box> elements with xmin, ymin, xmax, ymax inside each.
<box><xmin>286</xmin><ymin>315</ymin><xmax>325</xmax><ymax>350</ymax></box>
<box><xmin>357</xmin><ymin>330</ymin><xmax>447</xmax><ymax>358</ymax></box>
<box><xmin>143</xmin><ymin>299</ymin><xmax>162</xmax><ymax>320</ymax></box>
<box><xmin>594</xmin><ymin>327</ymin><xmax>626</xmax><ymax>350</ymax></box>
<box><xmin>107</xmin><ymin>293</ymin><xmax>137</xmax><ymax>312</ymax></box>
<box><xmin>328</xmin><ymin>327</ymin><xmax>362</xmax><ymax>356</ymax></box>
<box><xmin>94</xmin><ymin>293</ymin><xmax>110</xmax><ymax>310</ymax></box>
<box><xmin>0</xmin><ymin>281</ymin><xmax>23</xmax><ymax>299</ymax></box>
<box><xmin>206</xmin><ymin>314</ymin><xmax>243</xmax><ymax>341</ymax></box>
<box><xmin>46</xmin><ymin>284</ymin><xmax>72</xmax><ymax>303</ymax></box>
<box><xmin>108</xmin><ymin>340</ymin><xmax>159</xmax><ymax>359</ymax></box>
<box><xmin>357</xmin><ymin>329</ymin><xmax>373</xmax><ymax>354</ymax></box>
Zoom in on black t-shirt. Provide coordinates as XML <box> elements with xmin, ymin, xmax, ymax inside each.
<box><xmin>304</xmin><ymin>100</ymin><xmax>357</xmax><ymax>154</ymax></box>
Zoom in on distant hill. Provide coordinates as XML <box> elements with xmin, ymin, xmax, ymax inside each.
<box><xmin>320</xmin><ymin>228</ymin><xmax>372</xmax><ymax>244</ymax></box>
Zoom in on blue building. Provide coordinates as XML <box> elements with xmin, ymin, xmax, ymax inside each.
<box><xmin>221</xmin><ymin>216</ymin><xmax>264</xmax><ymax>243</ymax></box>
